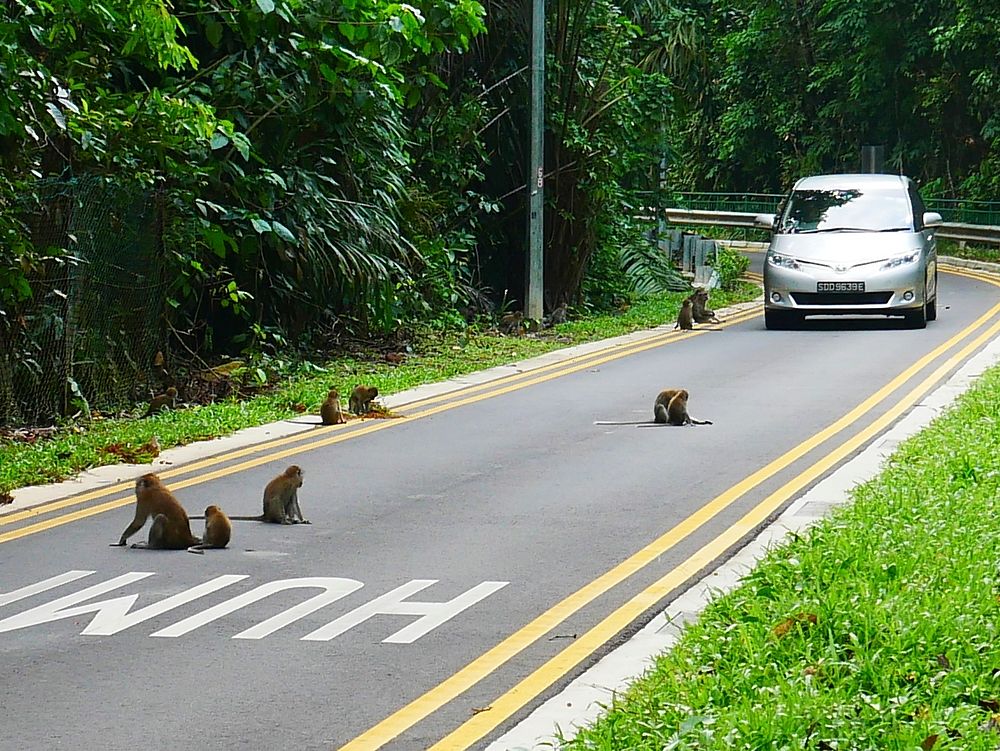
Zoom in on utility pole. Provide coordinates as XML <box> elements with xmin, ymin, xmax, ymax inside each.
<box><xmin>525</xmin><ymin>0</ymin><xmax>544</xmax><ymax>320</ymax></box>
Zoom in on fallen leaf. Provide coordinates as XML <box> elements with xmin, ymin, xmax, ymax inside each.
<box><xmin>920</xmin><ymin>734</ymin><xmax>938</xmax><ymax>751</ymax></box>
<box><xmin>290</xmin><ymin>402</ymin><xmax>307</xmax><ymax>413</ymax></box>
<box><xmin>979</xmin><ymin>698</ymin><xmax>1000</xmax><ymax>712</ymax></box>
<box><xmin>384</xmin><ymin>352</ymin><xmax>406</xmax><ymax>364</ymax></box>
<box><xmin>936</xmin><ymin>654</ymin><xmax>951</xmax><ymax>670</ymax></box>
<box><xmin>0</xmin><ymin>492</ymin><xmax>13</xmax><ymax>506</ymax></box>
<box><xmin>471</xmin><ymin>706</ymin><xmax>491</xmax><ymax>715</ymax></box>
<box><xmin>772</xmin><ymin>612</ymin><xmax>818</xmax><ymax>638</ymax></box>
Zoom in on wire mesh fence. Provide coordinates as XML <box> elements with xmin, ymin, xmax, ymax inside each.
<box><xmin>0</xmin><ymin>177</ymin><xmax>167</xmax><ymax>427</ymax></box>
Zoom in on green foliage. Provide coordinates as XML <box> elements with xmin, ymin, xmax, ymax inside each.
<box><xmin>708</xmin><ymin>244</ymin><xmax>750</xmax><ymax>290</ymax></box>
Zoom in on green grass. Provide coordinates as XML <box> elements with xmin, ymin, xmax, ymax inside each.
<box><xmin>0</xmin><ymin>284</ymin><xmax>759</xmax><ymax>494</ymax></box>
<box><xmin>563</xmin><ymin>365</ymin><xmax>1000</xmax><ymax>750</ymax></box>
<box><xmin>939</xmin><ymin>239</ymin><xmax>1000</xmax><ymax>265</ymax></box>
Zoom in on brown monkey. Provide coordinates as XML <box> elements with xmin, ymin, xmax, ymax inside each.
<box><xmin>499</xmin><ymin>311</ymin><xmax>525</xmax><ymax>336</ymax></box>
<box><xmin>545</xmin><ymin>303</ymin><xmax>569</xmax><ymax>327</ymax></box>
<box><xmin>320</xmin><ymin>388</ymin><xmax>347</xmax><ymax>425</ymax></box>
<box><xmin>349</xmin><ymin>385</ymin><xmax>379</xmax><ymax>415</ymax></box>
<box><xmin>640</xmin><ymin>388</ymin><xmax>713</xmax><ymax>426</ymax></box>
<box><xmin>144</xmin><ymin>387</ymin><xmax>177</xmax><ymax>416</ymax></box>
<box><xmin>111</xmin><ymin>473</ymin><xmax>201</xmax><ymax>549</ymax></box>
<box><xmin>192</xmin><ymin>465</ymin><xmax>307</xmax><ymax>524</ymax></box>
<box><xmin>689</xmin><ymin>288</ymin><xmax>721</xmax><ymax>324</ymax></box>
<box><xmin>187</xmin><ymin>505</ymin><xmax>232</xmax><ymax>554</ymax></box>
<box><xmin>674</xmin><ymin>299</ymin><xmax>694</xmax><ymax>330</ymax></box>
<box><xmin>595</xmin><ymin>388</ymin><xmax>685</xmax><ymax>426</ymax></box>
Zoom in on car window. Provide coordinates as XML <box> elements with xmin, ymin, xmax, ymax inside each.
<box><xmin>778</xmin><ymin>188</ymin><xmax>913</xmax><ymax>233</ymax></box>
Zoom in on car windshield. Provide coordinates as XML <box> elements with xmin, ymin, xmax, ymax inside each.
<box><xmin>778</xmin><ymin>188</ymin><xmax>913</xmax><ymax>234</ymax></box>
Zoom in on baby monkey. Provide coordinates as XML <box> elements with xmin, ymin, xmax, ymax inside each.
<box><xmin>674</xmin><ymin>299</ymin><xmax>694</xmax><ymax>330</ymax></box>
<box><xmin>187</xmin><ymin>505</ymin><xmax>232</xmax><ymax>554</ymax></box>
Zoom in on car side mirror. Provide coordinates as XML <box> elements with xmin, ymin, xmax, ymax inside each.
<box><xmin>754</xmin><ymin>213</ymin><xmax>776</xmax><ymax>230</ymax></box>
<box><xmin>922</xmin><ymin>211</ymin><xmax>943</xmax><ymax>228</ymax></box>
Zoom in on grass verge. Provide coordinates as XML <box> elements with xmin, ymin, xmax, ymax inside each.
<box><xmin>563</xmin><ymin>364</ymin><xmax>1000</xmax><ymax>750</ymax></box>
<box><xmin>939</xmin><ymin>239</ymin><xmax>1000</xmax><ymax>265</ymax></box>
<box><xmin>0</xmin><ymin>284</ymin><xmax>759</xmax><ymax>494</ymax></box>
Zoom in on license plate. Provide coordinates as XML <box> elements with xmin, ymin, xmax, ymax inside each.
<box><xmin>817</xmin><ymin>281</ymin><xmax>865</xmax><ymax>292</ymax></box>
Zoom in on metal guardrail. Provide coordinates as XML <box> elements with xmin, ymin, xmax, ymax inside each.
<box><xmin>662</xmin><ymin>208</ymin><xmax>1000</xmax><ymax>246</ymax></box>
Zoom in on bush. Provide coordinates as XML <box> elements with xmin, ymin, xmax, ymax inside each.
<box><xmin>709</xmin><ymin>244</ymin><xmax>750</xmax><ymax>290</ymax></box>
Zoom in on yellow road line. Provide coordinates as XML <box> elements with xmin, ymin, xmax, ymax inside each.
<box><xmin>339</xmin><ymin>280</ymin><xmax>1000</xmax><ymax>750</ymax></box>
<box><xmin>0</xmin><ymin>308</ymin><xmax>762</xmax><ymax>540</ymax></box>
<box><xmin>429</xmin><ymin>290</ymin><xmax>1000</xmax><ymax>750</ymax></box>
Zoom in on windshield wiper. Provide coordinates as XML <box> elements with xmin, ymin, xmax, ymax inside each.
<box><xmin>795</xmin><ymin>226</ymin><xmax>909</xmax><ymax>234</ymax></box>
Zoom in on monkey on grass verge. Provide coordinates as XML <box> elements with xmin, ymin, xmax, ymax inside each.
<box><xmin>499</xmin><ymin>311</ymin><xmax>525</xmax><ymax>336</ymax></box>
<box><xmin>349</xmin><ymin>385</ymin><xmax>379</xmax><ymax>416</ymax></box>
<box><xmin>688</xmin><ymin>287</ymin><xmax>722</xmax><ymax>324</ymax></box>
<box><xmin>595</xmin><ymin>388</ymin><xmax>712</xmax><ymax>427</ymax></box>
<box><xmin>111</xmin><ymin>473</ymin><xmax>201</xmax><ymax>550</ymax></box>
<box><xmin>674</xmin><ymin>299</ymin><xmax>694</xmax><ymax>331</ymax></box>
<box><xmin>190</xmin><ymin>465</ymin><xmax>308</xmax><ymax>525</ymax></box>
<box><xmin>144</xmin><ymin>387</ymin><xmax>177</xmax><ymax>417</ymax></box>
<box><xmin>320</xmin><ymin>388</ymin><xmax>347</xmax><ymax>425</ymax></box>
<box><xmin>187</xmin><ymin>505</ymin><xmax>232</xmax><ymax>554</ymax></box>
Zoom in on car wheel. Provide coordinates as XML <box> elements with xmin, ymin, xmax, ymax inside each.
<box><xmin>764</xmin><ymin>309</ymin><xmax>798</xmax><ymax>330</ymax></box>
<box><xmin>926</xmin><ymin>295</ymin><xmax>937</xmax><ymax>322</ymax></box>
<box><xmin>905</xmin><ymin>288</ymin><xmax>928</xmax><ymax>329</ymax></box>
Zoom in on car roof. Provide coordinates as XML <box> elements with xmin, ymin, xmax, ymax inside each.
<box><xmin>792</xmin><ymin>173</ymin><xmax>911</xmax><ymax>191</ymax></box>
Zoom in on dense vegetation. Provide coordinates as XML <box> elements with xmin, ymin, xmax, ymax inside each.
<box><xmin>1</xmin><ymin>0</ymin><xmax>998</xmax><ymax>425</ymax></box>
<box><xmin>666</xmin><ymin>0</ymin><xmax>1000</xmax><ymax>199</ymax></box>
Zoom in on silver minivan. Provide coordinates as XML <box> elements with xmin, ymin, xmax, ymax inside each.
<box><xmin>757</xmin><ymin>174</ymin><xmax>942</xmax><ymax>329</ymax></box>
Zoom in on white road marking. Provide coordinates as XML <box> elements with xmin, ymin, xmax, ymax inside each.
<box><xmin>151</xmin><ymin>576</ymin><xmax>364</xmax><ymax>638</ymax></box>
<box><xmin>302</xmin><ymin>579</ymin><xmax>510</xmax><ymax>643</ymax></box>
<box><xmin>0</xmin><ymin>570</ymin><xmax>94</xmax><ymax>607</ymax></box>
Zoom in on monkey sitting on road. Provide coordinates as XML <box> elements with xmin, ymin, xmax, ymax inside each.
<box><xmin>349</xmin><ymin>385</ymin><xmax>379</xmax><ymax>415</ymax></box>
<box><xmin>111</xmin><ymin>473</ymin><xmax>201</xmax><ymax>549</ymax></box>
<box><xmin>187</xmin><ymin>505</ymin><xmax>232</xmax><ymax>554</ymax></box>
<box><xmin>674</xmin><ymin>298</ymin><xmax>694</xmax><ymax>331</ymax></box>
<box><xmin>320</xmin><ymin>388</ymin><xmax>347</xmax><ymax>425</ymax></box>
<box><xmin>595</xmin><ymin>388</ymin><xmax>712</xmax><ymax>427</ymax></box>
<box><xmin>190</xmin><ymin>465</ymin><xmax>307</xmax><ymax>525</ymax></box>
<box><xmin>640</xmin><ymin>388</ymin><xmax>712</xmax><ymax>426</ymax></box>
<box><xmin>688</xmin><ymin>287</ymin><xmax>722</xmax><ymax>324</ymax></box>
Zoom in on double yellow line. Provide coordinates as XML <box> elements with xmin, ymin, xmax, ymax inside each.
<box><xmin>341</xmin><ymin>266</ymin><xmax>1000</xmax><ymax>750</ymax></box>
<box><xmin>0</xmin><ymin>305</ymin><xmax>762</xmax><ymax>544</ymax></box>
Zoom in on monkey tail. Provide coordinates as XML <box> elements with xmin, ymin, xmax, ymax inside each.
<box><xmin>593</xmin><ymin>420</ymin><xmax>652</xmax><ymax>425</ymax></box>
<box><xmin>689</xmin><ymin>418</ymin><xmax>713</xmax><ymax>425</ymax></box>
<box><xmin>186</xmin><ymin>545</ymin><xmax>206</xmax><ymax>555</ymax></box>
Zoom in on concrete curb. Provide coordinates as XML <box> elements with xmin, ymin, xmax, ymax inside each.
<box><xmin>487</xmin><ymin>266</ymin><xmax>1000</xmax><ymax>750</ymax></box>
<box><xmin>1</xmin><ymin>296</ymin><xmax>762</xmax><ymax>516</ymax></box>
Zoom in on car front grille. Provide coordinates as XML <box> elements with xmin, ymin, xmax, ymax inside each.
<box><xmin>791</xmin><ymin>292</ymin><xmax>894</xmax><ymax>306</ymax></box>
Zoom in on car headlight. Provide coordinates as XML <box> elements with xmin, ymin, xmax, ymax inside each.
<box><xmin>881</xmin><ymin>251</ymin><xmax>921</xmax><ymax>270</ymax></box>
<box><xmin>767</xmin><ymin>252</ymin><xmax>800</xmax><ymax>270</ymax></box>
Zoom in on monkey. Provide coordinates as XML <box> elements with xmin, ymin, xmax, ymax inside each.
<box><xmin>187</xmin><ymin>504</ymin><xmax>232</xmax><ymax>554</ymax></box>
<box><xmin>674</xmin><ymin>298</ymin><xmax>694</xmax><ymax>331</ymax></box>
<box><xmin>111</xmin><ymin>473</ymin><xmax>201</xmax><ymax>549</ymax></box>
<box><xmin>689</xmin><ymin>288</ymin><xmax>722</xmax><ymax>324</ymax></box>
<box><xmin>320</xmin><ymin>388</ymin><xmax>347</xmax><ymax>425</ymax></box>
<box><xmin>499</xmin><ymin>310</ymin><xmax>525</xmax><ymax>336</ymax></box>
<box><xmin>545</xmin><ymin>303</ymin><xmax>569</xmax><ymax>328</ymax></box>
<box><xmin>594</xmin><ymin>388</ymin><xmax>685</xmax><ymax>426</ymax></box>
<box><xmin>144</xmin><ymin>387</ymin><xmax>177</xmax><ymax>416</ymax></box>
<box><xmin>349</xmin><ymin>385</ymin><xmax>379</xmax><ymax>415</ymax></box>
<box><xmin>639</xmin><ymin>388</ymin><xmax>713</xmax><ymax>426</ymax></box>
<box><xmin>189</xmin><ymin>465</ymin><xmax>307</xmax><ymax>525</ymax></box>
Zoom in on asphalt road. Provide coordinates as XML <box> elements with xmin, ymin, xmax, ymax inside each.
<box><xmin>4</xmin><ymin>260</ymin><xmax>1000</xmax><ymax>751</ymax></box>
